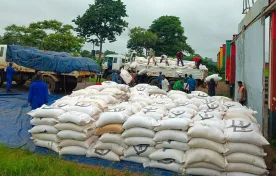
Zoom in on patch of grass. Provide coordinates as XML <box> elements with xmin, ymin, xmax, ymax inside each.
<box><xmin>88</xmin><ymin>77</ymin><xmax>106</xmax><ymax>83</ymax></box>
<box><xmin>265</xmin><ymin>69</ymin><xmax>269</xmax><ymax>78</ymax></box>
<box><xmin>0</xmin><ymin>145</ymin><xmax>108</xmax><ymax>176</ymax></box>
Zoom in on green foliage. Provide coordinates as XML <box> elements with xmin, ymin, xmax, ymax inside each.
<box><xmin>104</xmin><ymin>50</ymin><xmax>117</xmax><ymax>55</ymax></box>
<box><xmin>1</xmin><ymin>20</ymin><xmax>85</xmax><ymax>52</ymax></box>
<box><xmin>127</xmin><ymin>27</ymin><xmax>157</xmax><ymax>56</ymax></box>
<box><xmin>73</xmin><ymin>0</ymin><xmax>128</xmax><ymax>59</ymax></box>
<box><xmin>149</xmin><ymin>16</ymin><xmax>195</xmax><ymax>56</ymax></box>
<box><xmin>80</xmin><ymin>50</ymin><xmax>92</xmax><ymax>58</ymax></box>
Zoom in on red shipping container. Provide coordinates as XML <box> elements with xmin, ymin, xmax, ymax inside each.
<box><xmin>230</xmin><ymin>36</ymin><xmax>236</xmax><ymax>84</ymax></box>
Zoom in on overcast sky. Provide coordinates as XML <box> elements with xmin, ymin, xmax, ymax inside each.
<box><xmin>0</xmin><ymin>0</ymin><xmax>251</xmax><ymax>59</ymax></box>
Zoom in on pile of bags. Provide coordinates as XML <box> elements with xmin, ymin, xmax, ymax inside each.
<box><xmin>28</xmin><ymin>82</ymin><xmax>269</xmax><ymax>176</ymax></box>
<box><xmin>205</xmin><ymin>74</ymin><xmax>223</xmax><ymax>82</ymax></box>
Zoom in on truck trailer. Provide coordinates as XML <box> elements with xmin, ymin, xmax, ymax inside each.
<box><xmin>0</xmin><ymin>45</ymin><xmax>100</xmax><ymax>92</ymax></box>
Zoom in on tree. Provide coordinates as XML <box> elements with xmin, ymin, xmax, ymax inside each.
<box><xmin>127</xmin><ymin>27</ymin><xmax>157</xmax><ymax>56</ymax></box>
<box><xmin>80</xmin><ymin>50</ymin><xmax>91</xmax><ymax>58</ymax></box>
<box><xmin>1</xmin><ymin>20</ymin><xmax>85</xmax><ymax>52</ymax></box>
<box><xmin>104</xmin><ymin>50</ymin><xmax>117</xmax><ymax>55</ymax></box>
<box><xmin>73</xmin><ymin>0</ymin><xmax>128</xmax><ymax>60</ymax></box>
<box><xmin>149</xmin><ymin>16</ymin><xmax>194</xmax><ymax>56</ymax></box>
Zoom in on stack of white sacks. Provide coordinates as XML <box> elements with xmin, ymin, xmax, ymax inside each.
<box><xmin>223</xmin><ymin>103</ymin><xmax>269</xmax><ymax>176</ymax></box>
<box><xmin>120</xmin><ymin>84</ymin><xmax>157</xmax><ymax>164</ymax></box>
<box><xmin>29</xmin><ymin>83</ymin><xmax>270</xmax><ymax>176</ymax></box>
<box><xmin>29</xmin><ymin>105</ymin><xmax>65</xmax><ymax>153</ymax></box>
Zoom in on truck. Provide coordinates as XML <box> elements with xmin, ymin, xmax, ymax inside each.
<box><xmin>0</xmin><ymin>45</ymin><xmax>100</xmax><ymax>92</ymax></box>
<box><xmin>101</xmin><ymin>55</ymin><xmax>208</xmax><ymax>87</ymax></box>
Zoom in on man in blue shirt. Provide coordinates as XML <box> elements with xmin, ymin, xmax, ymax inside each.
<box><xmin>28</xmin><ymin>73</ymin><xmax>49</xmax><ymax>110</ymax></box>
<box><xmin>157</xmin><ymin>72</ymin><xmax>162</xmax><ymax>89</ymax></box>
<box><xmin>6</xmin><ymin>63</ymin><xmax>16</xmax><ymax>92</ymax></box>
<box><xmin>185</xmin><ymin>74</ymin><xmax>196</xmax><ymax>93</ymax></box>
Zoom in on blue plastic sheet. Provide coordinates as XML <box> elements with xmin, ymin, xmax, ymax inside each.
<box><xmin>6</xmin><ymin>45</ymin><xmax>100</xmax><ymax>73</ymax></box>
<box><xmin>0</xmin><ymin>92</ymin><xmax>180</xmax><ymax>176</ymax></box>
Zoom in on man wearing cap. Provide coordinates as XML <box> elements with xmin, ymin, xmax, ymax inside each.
<box><xmin>238</xmin><ymin>81</ymin><xmax>246</xmax><ymax>105</ymax></box>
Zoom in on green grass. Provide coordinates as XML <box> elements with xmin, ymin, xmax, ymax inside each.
<box><xmin>265</xmin><ymin>69</ymin><xmax>269</xmax><ymax>78</ymax></box>
<box><xmin>88</xmin><ymin>77</ymin><xmax>106</xmax><ymax>83</ymax></box>
<box><xmin>0</xmin><ymin>145</ymin><xmax>117</xmax><ymax>176</ymax></box>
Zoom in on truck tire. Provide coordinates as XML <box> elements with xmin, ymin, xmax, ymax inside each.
<box><xmin>15</xmin><ymin>80</ymin><xmax>26</xmax><ymax>85</ymax></box>
<box><xmin>106</xmin><ymin>74</ymin><xmax>112</xmax><ymax>81</ymax></box>
<box><xmin>44</xmin><ymin>76</ymin><xmax>60</xmax><ymax>93</ymax></box>
<box><xmin>65</xmin><ymin>81</ymin><xmax>78</xmax><ymax>92</ymax></box>
<box><xmin>149</xmin><ymin>78</ymin><xmax>159</xmax><ymax>87</ymax></box>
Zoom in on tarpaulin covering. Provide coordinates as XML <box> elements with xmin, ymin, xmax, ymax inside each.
<box><xmin>6</xmin><ymin>45</ymin><xmax>100</xmax><ymax>73</ymax></box>
<box><xmin>0</xmin><ymin>92</ymin><xmax>178</xmax><ymax>176</ymax></box>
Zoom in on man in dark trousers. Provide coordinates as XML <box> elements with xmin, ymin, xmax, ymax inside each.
<box><xmin>176</xmin><ymin>52</ymin><xmax>184</xmax><ymax>66</ymax></box>
<box><xmin>28</xmin><ymin>73</ymin><xmax>49</xmax><ymax>110</ymax></box>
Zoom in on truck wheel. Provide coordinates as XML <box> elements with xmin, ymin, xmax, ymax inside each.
<box><xmin>15</xmin><ymin>80</ymin><xmax>26</xmax><ymax>85</ymax></box>
<box><xmin>106</xmin><ymin>74</ymin><xmax>112</xmax><ymax>81</ymax></box>
<box><xmin>44</xmin><ymin>76</ymin><xmax>59</xmax><ymax>93</ymax></box>
<box><xmin>149</xmin><ymin>78</ymin><xmax>159</xmax><ymax>87</ymax></box>
<box><xmin>0</xmin><ymin>75</ymin><xmax>3</xmax><ymax>87</ymax></box>
<box><xmin>65</xmin><ymin>81</ymin><xmax>78</xmax><ymax>92</ymax></box>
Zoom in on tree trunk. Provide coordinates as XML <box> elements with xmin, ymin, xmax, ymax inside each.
<box><xmin>99</xmin><ymin>41</ymin><xmax>103</xmax><ymax>60</ymax></box>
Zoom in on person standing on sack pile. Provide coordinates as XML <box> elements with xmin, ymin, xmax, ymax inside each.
<box><xmin>176</xmin><ymin>52</ymin><xmax>184</xmax><ymax>66</ymax></box>
<box><xmin>162</xmin><ymin>75</ymin><xmax>169</xmax><ymax>92</ymax></box>
<box><xmin>238</xmin><ymin>81</ymin><xmax>246</xmax><ymax>105</ymax></box>
<box><xmin>147</xmin><ymin>48</ymin><xmax>157</xmax><ymax>66</ymax></box>
<box><xmin>185</xmin><ymin>74</ymin><xmax>196</xmax><ymax>93</ymax></box>
<box><xmin>6</xmin><ymin>62</ymin><xmax>17</xmax><ymax>92</ymax></box>
<box><xmin>157</xmin><ymin>72</ymin><xmax>162</xmax><ymax>89</ymax></box>
<box><xmin>160</xmin><ymin>54</ymin><xmax>169</xmax><ymax>66</ymax></box>
<box><xmin>173</xmin><ymin>77</ymin><xmax>185</xmax><ymax>91</ymax></box>
<box><xmin>28</xmin><ymin>73</ymin><xmax>49</xmax><ymax>110</ymax></box>
<box><xmin>207</xmin><ymin>78</ymin><xmax>217</xmax><ymax>96</ymax></box>
<box><xmin>130</xmin><ymin>51</ymin><xmax>137</xmax><ymax>63</ymax></box>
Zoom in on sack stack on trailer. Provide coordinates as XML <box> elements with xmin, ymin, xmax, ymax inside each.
<box><xmin>28</xmin><ymin>82</ymin><xmax>270</xmax><ymax>175</ymax></box>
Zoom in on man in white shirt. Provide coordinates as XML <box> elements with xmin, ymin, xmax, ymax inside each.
<box><xmin>162</xmin><ymin>75</ymin><xmax>169</xmax><ymax>92</ymax></box>
<box><xmin>160</xmin><ymin>54</ymin><xmax>169</xmax><ymax>66</ymax></box>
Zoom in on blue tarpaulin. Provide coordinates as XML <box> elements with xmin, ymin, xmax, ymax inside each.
<box><xmin>0</xmin><ymin>93</ymin><xmax>179</xmax><ymax>176</ymax></box>
<box><xmin>6</xmin><ymin>45</ymin><xmax>100</xmax><ymax>73</ymax></box>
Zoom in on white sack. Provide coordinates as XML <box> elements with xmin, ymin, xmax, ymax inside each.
<box><xmin>149</xmin><ymin>149</ymin><xmax>185</xmax><ymax>164</ymax></box>
<box><xmin>143</xmin><ymin>160</ymin><xmax>184</xmax><ymax>173</ymax></box>
<box><xmin>186</xmin><ymin>168</ymin><xmax>222</xmax><ymax>176</ymax></box>
<box><xmin>94</xmin><ymin>141</ymin><xmax>124</xmax><ymax>155</ymax></box>
<box><xmin>225</xmin><ymin>163</ymin><xmax>268</xmax><ymax>175</ymax></box>
<box><xmin>59</xmin><ymin>146</ymin><xmax>87</xmax><ymax>156</ymax></box>
<box><xmin>31</xmin><ymin>118</ymin><xmax>58</xmax><ymax>126</ymax></box>
<box><xmin>188</xmin><ymin>138</ymin><xmax>226</xmax><ymax>154</ymax></box>
<box><xmin>124</xmin><ymin>137</ymin><xmax>156</xmax><ymax>147</ymax></box>
<box><xmin>226</xmin><ymin>153</ymin><xmax>266</xmax><ymax>169</ymax></box>
<box><xmin>29</xmin><ymin>125</ymin><xmax>58</xmax><ymax>134</ymax></box>
<box><xmin>120</xmin><ymin>156</ymin><xmax>150</xmax><ymax>164</ymax></box>
<box><xmin>156</xmin><ymin>141</ymin><xmax>190</xmax><ymax>151</ymax></box>
<box><xmin>122</xmin><ymin>116</ymin><xmax>158</xmax><ymax>130</ymax></box>
<box><xmin>57</xmin><ymin>129</ymin><xmax>94</xmax><ymax>141</ymax></box>
<box><xmin>54</xmin><ymin>122</ymin><xmax>95</xmax><ymax>133</ymax></box>
<box><xmin>87</xmin><ymin>148</ymin><xmax>120</xmax><ymax>161</ymax></box>
<box><xmin>185</xmin><ymin>148</ymin><xmax>228</xmax><ymax>168</ymax></box>
<box><xmin>28</xmin><ymin>105</ymin><xmax>65</xmax><ymax>118</ymax></box>
<box><xmin>224</xmin><ymin>128</ymin><xmax>269</xmax><ymax>146</ymax></box>
<box><xmin>59</xmin><ymin>136</ymin><xmax>98</xmax><ymax>149</ymax></box>
<box><xmin>188</xmin><ymin>162</ymin><xmax>224</xmax><ymax>171</ymax></box>
<box><xmin>34</xmin><ymin>139</ymin><xmax>59</xmax><ymax>153</ymax></box>
<box><xmin>224</xmin><ymin>120</ymin><xmax>260</xmax><ymax>133</ymax></box>
<box><xmin>124</xmin><ymin>145</ymin><xmax>156</xmax><ymax>157</ymax></box>
<box><xmin>153</xmin><ymin>118</ymin><xmax>191</xmax><ymax>131</ymax></box>
<box><xmin>121</xmin><ymin>128</ymin><xmax>155</xmax><ymax>138</ymax></box>
<box><xmin>224</xmin><ymin>142</ymin><xmax>266</xmax><ymax>157</ymax></box>
<box><xmin>67</xmin><ymin>102</ymin><xmax>101</xmax><ymax>116</ymax></box>
<box><xmin>31</xmin><ymin>133</ymin><xmax>59</xmax><ymax>143</ymax></box>
<box><xmin>153</xmin><ymin>130</ymin><xmax>188</xmax><ymax>143</ymax></box>
<box><xmin>188</xmin><ymin>123</ymin><xmax>225</xmax><ymax>143</ymax></box>
<box><xmin>99</xmin><ymin>133</ymin><xmax>127</xmax><ymax>148</ymax></box>
<box><xmin>58</xmin><ymin>111</ymin><xmax>94</xmax><ymax>126</ymax></box>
